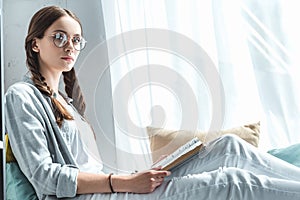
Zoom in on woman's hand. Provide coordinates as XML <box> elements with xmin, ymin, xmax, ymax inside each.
<box><xmin>114</xmin><ymin>167</ymin><xmax>171</xmax><ymax>194</ymax></box>
<box><xmin>129</xmin><ymin>167</ymin><xmax>171</xmax><ymax>193</ymax></box>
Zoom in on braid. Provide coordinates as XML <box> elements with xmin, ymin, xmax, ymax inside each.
<box><xmin>26</xmin><ymin>33</ymin><xmax>74</xmax><ymax>127</ymax></box>
<box><xmin>63</xmin><ymin>68</ymin><xmax>86</xmax><ymax>116</ymax></box>
<box><xmin>24</xmin><ymin>6</ymin><xmax>84</xmax><ymax>127</ymax></box>
<box><xmin>28</xmin><ymin>65</ymin><xmax>74</xmax><ymax>127</ymax></box>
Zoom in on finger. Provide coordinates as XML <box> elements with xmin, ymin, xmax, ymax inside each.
<box><xmin>156</xmin><ymin>177</ymin><xmax>165</xmax><ymax>183</ymax></box>
<box><xmin>150</xmin><ymin>176</ymin><xmax>164</xmax><ymax>183</ymax></box>
<box><xmin>155</xmin><ymin>170</ymin><xmax>171</xmax><ymax>177</ymax></box>
<box><xmin>150</xmin><ymin>178</ymin><xmax>163</xmax><ymax>189</ymax></box>
<box><xmin>154</xmin><ymin>178</ymin><xmax>164</xmax><ymax>187</ymax></box>
<box><xmin>150</xmin><ymin>168</ymin><xmax>171</xmax><ymax>177</ymax></box>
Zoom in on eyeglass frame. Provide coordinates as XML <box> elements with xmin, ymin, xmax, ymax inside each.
<box><xmin>46</xmin><ymin>32</ymin><xmax>87</xmax><ymax>51</ymax></box>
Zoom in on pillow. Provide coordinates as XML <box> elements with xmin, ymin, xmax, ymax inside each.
<box><xmin>5</xmin><ymin>134</ymin><xmax>38</xmax><ymax>199</ymax></box>
<box><xmin>6</xmin><ymin>163</ymin><xmax>38</xmax><ymax>200</ymax></box>
<box><xmin>268</xmin><ymin>143</ymin><xmax>300</xmax><ymax>168</ymax></box>
<box><xmin>147</xmin><ymin>122</ymin><xmax>260</xmax><ymax>162</ymax></box>
<box><xmin>5</xmin><ymin>134</ymin><xmax>16</xmax><ymax>163</ymax></box>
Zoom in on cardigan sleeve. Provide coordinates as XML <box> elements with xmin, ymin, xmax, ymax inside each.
<box><xmin>5</xmin><ymin>83</ymin><xmax>79</xmax><ymax>198</ymax></box>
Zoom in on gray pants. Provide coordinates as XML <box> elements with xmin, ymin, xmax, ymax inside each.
<box><xmin>75</xmin><ymin>134</ymin><xmax>300</xmax><ymax>200</ymax></box>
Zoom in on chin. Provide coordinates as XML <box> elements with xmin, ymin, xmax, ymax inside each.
<box><xmin>63</xmin><ymin>66</ymin><xmax>74</xmax><ymax>72</ymax></box>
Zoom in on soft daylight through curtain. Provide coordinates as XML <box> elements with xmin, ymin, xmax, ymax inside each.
<box><xmin>100</xmin><ymin>0</ymin><xmax>300</xmax><ymax>172</ymax></box>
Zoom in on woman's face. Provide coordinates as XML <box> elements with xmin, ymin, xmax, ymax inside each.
<box><xmin>34</xmin><ymin>15</ymin><xmax>82</xmax><ymax>76</ymax></box>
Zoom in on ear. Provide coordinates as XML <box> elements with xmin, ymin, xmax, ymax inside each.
<box><xmin>32</xmin><ymin>38</ymin><xmax>40</xmax><ymax>53</ymax></box>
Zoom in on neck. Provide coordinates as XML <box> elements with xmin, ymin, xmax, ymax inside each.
<box><xmin>40</xmin><ymin>72</ymin><xmax>62</xmax><ymax>94</ymax></box>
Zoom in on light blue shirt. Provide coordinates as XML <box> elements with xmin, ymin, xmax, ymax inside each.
<box><xmin>5</xmin><ymin>79</ymin><xmax>102</xmax><ymax>199</ymax></box>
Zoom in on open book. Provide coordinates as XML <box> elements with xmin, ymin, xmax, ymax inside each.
<box><xmin>151</xmin><ymin>137</ymin><xmax>203</xmax><ymax>171</ymax></box>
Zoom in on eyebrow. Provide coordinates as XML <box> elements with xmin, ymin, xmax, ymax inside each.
<box><xmin>52</xmin><ymin>29</ymin><xmax>82</xmax><ymax>37</ymax></box>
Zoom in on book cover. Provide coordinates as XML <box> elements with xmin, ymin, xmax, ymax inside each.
<box><xmin>152</xmin><ymin>137</ymin><xmax>203</xmax><ymax>171</ymax></box>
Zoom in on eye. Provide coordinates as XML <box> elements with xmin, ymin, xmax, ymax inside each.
<box><xmin>52</xmin><ymin>32</ymin><xmax>68</xmax><ymax>47</ymax></box>
<box><xmin>72</xmin><ymin>36</ymin><xmax>82</xmax><ymax>44</ymax></box>
<box><xmin>54</xmin><ymin>32</ymin><xmax>67</xmax><ymax>41</ymax></box>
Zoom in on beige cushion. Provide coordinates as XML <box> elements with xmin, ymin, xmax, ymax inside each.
<box><xmin>147</xmin><ymin>122</ymin><xmax>260</xmax><ymax>162</ymax></box>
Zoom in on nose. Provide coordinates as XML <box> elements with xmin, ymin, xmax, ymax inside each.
<box><xmin>64</xmin><ymin>37</ymin><xmax>75</xmax><ymax>51</ymax></box>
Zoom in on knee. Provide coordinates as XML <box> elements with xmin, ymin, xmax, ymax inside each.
<box><xmin>220</xmin><ymin>133</ymin><xmax>241</xmax><ymax>140</ymax></box>
<box><xmin>218</xmin><ymin>134</ymin><xmax>244</xmax><ymax>146</ymax></box>
<box><xmin>216</xmin><ymin>134</ymin><xmax>248</xmax><ymax>155</ymax></box>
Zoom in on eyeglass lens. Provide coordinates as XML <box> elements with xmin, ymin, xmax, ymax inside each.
<box><xmin>53</xmin><ymin>32</ymin><xmax>86</xmax><ymax>51</ymax></box>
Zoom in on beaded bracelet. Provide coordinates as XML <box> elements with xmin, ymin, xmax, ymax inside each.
<box><xmin>108</xmin><ymin>173</ymin><xmax>115</xmax><ymax>193</ymax></box>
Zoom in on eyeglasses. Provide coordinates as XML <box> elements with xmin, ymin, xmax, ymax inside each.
<box><xmin>49</xmin><ymin>32</ymin><xmax>86</xmax><ymax>51</ymax></box>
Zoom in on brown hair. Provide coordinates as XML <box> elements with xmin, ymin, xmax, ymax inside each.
<box><xmin>25</xmin><ymin>6</ymin><xmax>86</xmax><ymax>126</ymax></box>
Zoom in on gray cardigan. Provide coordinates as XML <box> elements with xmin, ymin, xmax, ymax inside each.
<box><xmin>5</xmin><ymin>80</ymin><xmax>79</xmax><ymax>198</ymax></box>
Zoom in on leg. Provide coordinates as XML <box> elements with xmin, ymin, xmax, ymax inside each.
<box><xmin>69</xmin><ymin>167</ymin><xmax>300</xmax><ymax>200</ymax></box>
<box><xmin>62</xmin><ymin>134</ymin><xmax>300</xmax><ymax>199</ymax></box>
<box><xmin>154</xmin><ymin>167</ymin><xmax>300</xmax><ymax>200</ymax></box>
<box><xmin>169</xmin><ymin>134</ymin><xmax>300</xmax><ymax>182</ymax></box>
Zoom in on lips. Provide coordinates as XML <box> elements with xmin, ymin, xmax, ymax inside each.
<box><xmin>61</xmin><ymin>56</ymin><xmax>74</xmax><ymax>62</ymax></box>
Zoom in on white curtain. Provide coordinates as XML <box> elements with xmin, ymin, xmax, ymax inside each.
<box><xmin>100</xmin><ymin>0</ymin><xmax>300</xmax><ymax>172</ymax></box>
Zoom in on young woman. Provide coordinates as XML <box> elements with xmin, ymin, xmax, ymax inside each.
<box><xmin>5</xmin><ymin>5</ymin><xmax>300</xmax><ymax>200</ymax></box>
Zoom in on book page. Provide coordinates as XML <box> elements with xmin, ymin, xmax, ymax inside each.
<box><xmin>152</xmin><ymin>137</ymin><xmax>202</xmax><ymax>170</ymax></box>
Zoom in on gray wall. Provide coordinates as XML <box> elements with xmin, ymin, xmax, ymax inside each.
<box><xmin>3</xmin><ymin>0</ymin><xmax>117</xmax><ymax>172</ymax></box>
<box><xmin>4</xmin><ymin>0</ymin><xmax>103</xmax><ymax>88</ymax></box>
<box><xmin>1</xmin><ymin>0</ymin><xmax>4</xmax><ymax>198</ymax></box>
